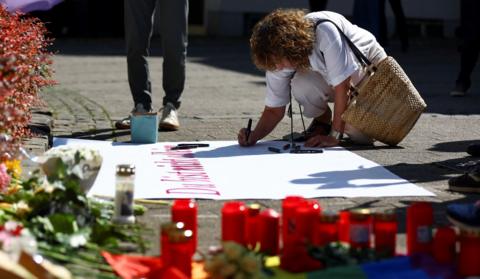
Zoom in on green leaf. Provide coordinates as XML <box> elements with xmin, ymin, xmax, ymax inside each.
<box><xmin>33</xmin><ymin>216</ymin><xmax>55</xmax><ymax>233</ymax></box>
<box><xmin>48</xmin><ymin>213</ymin><xmax>77</xmax><ymax>234</ymax></box>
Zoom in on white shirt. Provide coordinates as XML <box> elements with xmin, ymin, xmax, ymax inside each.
<box><xmin>265</xmin><ymin>11</ymin><xmax>385</xmax><ymax>108</ymax></box>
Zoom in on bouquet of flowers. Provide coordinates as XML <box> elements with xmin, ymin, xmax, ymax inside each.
<box><xmin>0</xmin><ymin>221</ymin><xmax>36</xmax><ymax>261</ymax></box>
<box><xmin>37</xmin><ymin>145</ymin><xmax>103</xmax><ymax>193</ymax></box>
<box><xmin>0</xmin><ymin>146</ymin><xmax>149</xmax><ymax>278</ymax></box>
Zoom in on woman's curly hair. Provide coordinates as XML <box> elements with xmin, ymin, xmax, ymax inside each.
<box><xmin>250</xmin><ymin>9</ymin><xmax>315</xmax><ymax>71</ymax></box>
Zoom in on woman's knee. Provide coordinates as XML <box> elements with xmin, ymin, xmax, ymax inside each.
<box><xmin>291</xmin><ymin>71</ymin><xmax>332</xmax><ymax>117</ymax></box>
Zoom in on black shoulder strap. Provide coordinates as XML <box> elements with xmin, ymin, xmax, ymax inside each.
<box><xmin>314</xmin><ymin>19</ymin><xmax>372</xmax><ymax>66</ymax></box>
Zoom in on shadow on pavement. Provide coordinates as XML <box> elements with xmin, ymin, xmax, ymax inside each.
<box><xmin>429</xmin><ymin>140</ymin><xmax>479</xmax><ymax>153</ymax></box>
<box><xmin>57</xmin><ymin>128</ymin><xmax>130</xmax><ymax>141</ymax></box>
<box><xmin>291</xmin><ymin>166</ymin><xmax>408</xmax><ymax>189</ymax></box>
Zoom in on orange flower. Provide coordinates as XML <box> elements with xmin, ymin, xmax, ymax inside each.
<box><xmin>5</xmin><ymin>159</ymin><xmax>21</xmax><ymax>179</ymax></box>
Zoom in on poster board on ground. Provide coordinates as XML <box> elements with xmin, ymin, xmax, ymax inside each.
<box><xmin>53</xmin><ymin>138</ymin><xmax>435</xmax><ymax>200</ymax></box>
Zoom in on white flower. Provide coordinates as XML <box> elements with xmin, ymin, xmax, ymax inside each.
<box><xmin>70</xmin><ymin>164</ymin><xmax>84</xmax><ymax>179</ymax></box>
<box><xmin>39</xmin><ymin>146</ymin><xmax>102</xmax><ymax>181</ymax></box>
<box><xmin>69</xmin><ymin>234</ymin><xmax>87</xmax><ymax>248</ymax></box>
<box><xmin>43</xmin><ymin>146</ymin><xmax>102</xmax><ymax>168</ymax></box>
<box><xmin>4</xmin><ymin>221</ymin><xmax>20</xmax><ymax>232</ymax></box>
<box><xmin>19</xmin><ymin>229</ymin><xmax>37</xmax><ymax>255</ymax></box>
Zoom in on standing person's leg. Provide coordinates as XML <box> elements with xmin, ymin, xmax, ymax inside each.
<box><xmin>378</xmin><ymin>0</ymin><xmax>388</xmax><ymax>47</ymax></box>
<box><xmin>451</xmin><ymin>0</ymin><xmax>480</xmax><ymax>96</ymax></box>
<box><xmin>156</xmin><ymin>0</ymin><xmax>188</xmax><ymax>130</ymax></box>
<box><xmin>353</xmin><ymin>0</ymin><xmax>382</xmax><ymax>42</ymax></box>
<box><xmin>353</xmin><ymin>0</ymin><xmax>370</xmax><ymax>35</ymax></box>
<box><xmin>116</xmin><ymin>0</ymin><xmax>156</xmax><ymax>129</ymax></box>
<box><xmin>308</xmin><ymin>0</ymin><xmax>328</xmax><ymax>12</ymax></box>
<box><xmin>124</xmin><ymin>0</ymin><xmax>157</xmax><ymax>111</ymax></box>
<box><xmin>388</xmin><ymin>0</ymin><xmax>409</xmax><ymax>51</ymax></box>
<box><xmin>454</xmin><ymin>39</ymin><xmax>480</xmax><ymax>95</ymax></box>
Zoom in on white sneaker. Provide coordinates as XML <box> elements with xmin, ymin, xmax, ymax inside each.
<box><xmin>159</xmin><ymin>102</ymin><xmax>180</xmax><ymax>131</ymax></box>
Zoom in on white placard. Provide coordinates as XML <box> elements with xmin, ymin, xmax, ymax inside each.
<box><xmin>53</xmin><ymin>138</ymin><xmax>434</xmax><ymax>200</ymax></box>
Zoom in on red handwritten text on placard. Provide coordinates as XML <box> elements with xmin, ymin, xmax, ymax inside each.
<box><xmin>151</xmin><ymin>146</ymin><xmax>221</xmax><ymax>196</ymax></box>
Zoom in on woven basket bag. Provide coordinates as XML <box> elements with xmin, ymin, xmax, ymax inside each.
<box><xmin>342</xmin><ymin>56</ymin><xmax>427</xmax><ymax>146</ymax></box>
<box><xmin>315</xmin><ymin>19</ymin><xmax>426</xmax><ymax>146</ymax></box>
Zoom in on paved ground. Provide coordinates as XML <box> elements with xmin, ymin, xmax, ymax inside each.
<box><xmin>27</xmin><ymin>36</ymin><xmax>480</xmax><ymax>255</ymax></box>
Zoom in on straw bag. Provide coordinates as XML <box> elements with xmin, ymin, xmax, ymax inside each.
<box><xmin>315</xmin><ymin>20</ymin><xmax>426</xmax><ymax>146</ymax></box>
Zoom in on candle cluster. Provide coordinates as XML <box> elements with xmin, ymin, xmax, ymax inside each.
<box><xmin>407</xmin><ymin>202</ymin><xmax>480</xmax><ymax>277</ymax></box>
<box><xmin>219</xmin><ymin>197</ymin><xmax>400</xmax><ymax>273</ymax></box>
<box><xmin>161</xmin><ymin>199</ymin><xmax>480</xmax><ymax>278</ymax></box>
<box><xmin>221</xmin><ymin>201</ymin><xmax>280</xmax><ymax>255</ymax></box>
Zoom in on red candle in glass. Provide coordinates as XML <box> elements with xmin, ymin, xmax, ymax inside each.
<box><xmin>432</xmin><ymin>226</ymin><xmax>456</xmax><ymax>264</ymax></box>
<box><xmin>407</xmin><ymin>202</ymin><xmax>433</xmax><ymax>255</ymax></box>
<box><xmin>160</xmin><ymin>222</ymin><xmax>184</xmax><ymax>266</ymax></box>
<box><xmin>282</xmin><ymin>196</ymin><xmax>305</xmax><ymax>247</ymax></box>
<box><xmin>458</xmin><ymin>230</ymin><xmax>480</xmax><ymax>277</ymax></box>
<box><xmin>244</xmin><ymin>203</ymin><xmax>261</xmax><ymax>248</ymax></box>
<box><xmin>171</xmin><ymin>199</ymin><xmax>198</xmax><ymax>254</ymax></box>
<box><xmin>258</xmin><ymin>208</ymin><xmax>280</xmax><ymax>255</ymax></box>
<box><xmin>295</xmin><ymin>200</ymin><xmax>321</xmax><ymax>243</ymax></box>
<box><xmin>313</xmin><ymin>211</ymin><xmax>338</xmax><ymax>246</ymax></box>
<box><xmin>349</xmin><ymin>209</ymin><xmax>371</xmax><ymax>249</ymax></box>
<box><xmin>373</xmin><ymin>210</ymin><xmax>397</xmax><ymax>257</ymax></box>
<box><xmin>169</xmin><ymin>229</ymin><xmax>194</xmax><ymax>278</ymax></box>
<box><xmin>338</xmin><ymin>210</ymin><xmax>350</xmax><ymax>243</ymax></box>
<box><xmin>221</xmin><ymin>201</ymin><xmax>246</xmax><ymax>245</ymax></box>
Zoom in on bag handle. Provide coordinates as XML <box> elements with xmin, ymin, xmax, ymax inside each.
<box><xmin>314</xmin><ymin>19</ymin><xmax>372</xmax><ymax>67</ymax></box>
<box><xmin>314</xmin><ymin>19</ymin><xmax>379</xmax><ymax>96</ymax></box>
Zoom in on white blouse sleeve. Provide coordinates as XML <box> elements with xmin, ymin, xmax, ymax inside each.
<box><xmin>317</xmin><ymin>22</ymin><xmax>359</xmax><ymax>87</ymax></box>
<box><xmin>264</xmin><ymin>69</ymin><xmax>295</xmax><ymax>108</ymax></box>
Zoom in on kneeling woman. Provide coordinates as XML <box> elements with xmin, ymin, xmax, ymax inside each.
<box><xmin>238</xmin><ymin>9</ymin><xmax>386</xmax><ymax>147</ymax></box>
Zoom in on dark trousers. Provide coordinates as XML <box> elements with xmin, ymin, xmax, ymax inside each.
<box><xmin>309</xmin><ymin>0</ymin><xmax>328</xmax><ymax>12</ymax></box>
<box><xmin>353</xmin><ymin>0</ymin><xmax>382</xmax><ymax>41</ymax></box>
<box><xmin>124</xmin><ymin>0</ymin><xmax>188</xmax><ymax>110</ymax></box>
<box><xmin>354</xmin><ymin>0</ymin><xmax>408</xmax><ymax>50</ymax></box>
<box><xmin>456</xmin><ymin>0</ymin><xmax>480</xmax><ymax>90</ymax></box>
<box><xmin>381</xmin><ymin>0</ymin><xmax>408</xmax><ymax>50</ymax></box>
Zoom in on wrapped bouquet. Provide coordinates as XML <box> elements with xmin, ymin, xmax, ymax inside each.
<box><xmin>37</xmin><ymin>146</ymin><xmax>102</xmax><ymax>193</ymax></box>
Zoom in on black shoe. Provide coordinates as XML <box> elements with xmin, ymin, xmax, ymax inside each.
<box><xmin>467</xmin><ymin>143</ymin><xmax>480</xmax><ymax>157</ymax></box>
<box><xmin>115</xmin><ymin>104</ymin><xmax>151</xmax><ymax>130</ymax></box>
<box><xmin>450</xmin><ymin>83</ymin><xmax>469</xmax><ymax>97</ymax></box>
<box><xmin>447</xmin><ymin>202</ymin><xmax>480</xmax><ymax>232</ymax></box>
<box><xmin>448</xmin><ymin>166</ymin><xmax>480</xmax><ymax>193</ymax></box>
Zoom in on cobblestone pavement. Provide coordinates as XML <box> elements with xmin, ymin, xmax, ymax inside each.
<box><xmin>28</xmin><ymin>37</ymin><xmax>480</xmax><ymax>254</ymax></box>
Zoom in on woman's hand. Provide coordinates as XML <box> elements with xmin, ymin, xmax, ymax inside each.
<box><xmin>237</xmin><ymin>128</ymin><xmax>256</xmax><ymax>147</ymax></box>
<box><xmin>237</xmin><ymin>106</ymin><xmax>286</xmax><ymax>147</ymax></box>
<box><xmin>304</xmin><ymin>135</ymin><xmax>339</xmax><ymax>147</ymax></box>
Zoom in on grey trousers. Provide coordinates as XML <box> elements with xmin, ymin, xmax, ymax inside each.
<box><xmin>124</xmin><ymin>0</ymin><xmax>188</xmax><ymax>110</ymax></box>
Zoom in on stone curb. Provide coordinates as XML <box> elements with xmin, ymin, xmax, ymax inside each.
<box><xmin>21</xmin><ymin>108</ymin><xmax>53</xmax><ymax>175</ymax></box>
